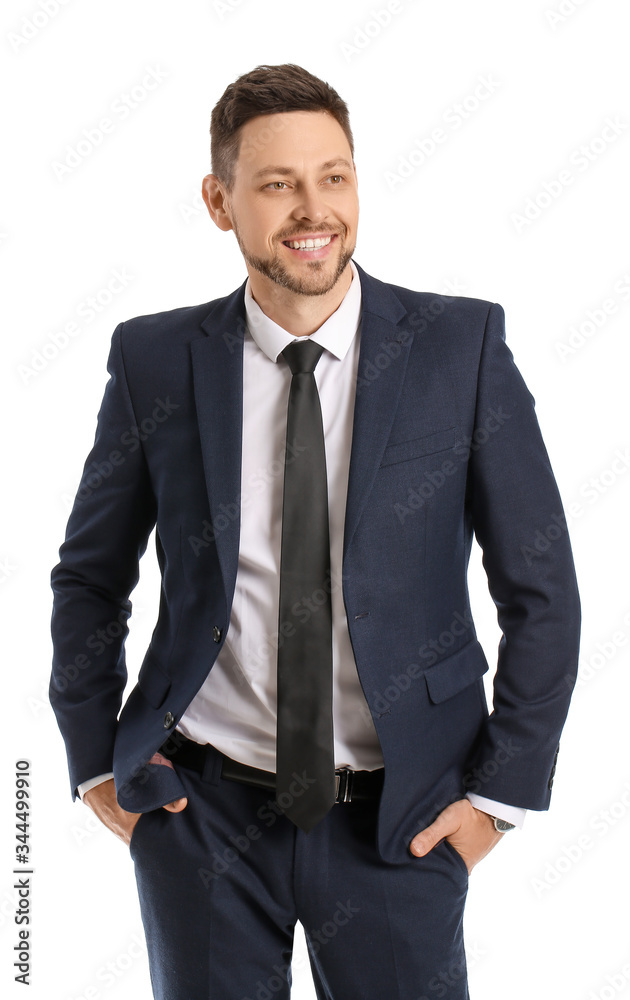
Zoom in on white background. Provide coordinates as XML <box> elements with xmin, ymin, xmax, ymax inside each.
<box><xmin>2</xmin><ymin>1</ymin><xmax>629</xmax><ymax>998</ymax></box>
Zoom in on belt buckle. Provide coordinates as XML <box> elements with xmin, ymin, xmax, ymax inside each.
<box><xmin>335</xmin><ymin>767</ymin><xmax>354</xmax><ymax>803</ymax></box>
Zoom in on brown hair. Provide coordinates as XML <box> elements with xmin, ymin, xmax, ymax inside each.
<box><xmin>210</xmin><ymin>63</ymin><xmax>354</xmax><ymax>190</ymax></box>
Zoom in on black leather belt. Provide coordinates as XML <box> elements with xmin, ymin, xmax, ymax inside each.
<box><xmin>159</xmin><ymin>733</ymin><xmax>384</xmax><ymax>804</ymax></box>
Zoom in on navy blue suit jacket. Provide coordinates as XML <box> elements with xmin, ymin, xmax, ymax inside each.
<box><xmin>50</xmin><ymin>261</ymin><xmax>581</xmax><ymax>864</ymax></box>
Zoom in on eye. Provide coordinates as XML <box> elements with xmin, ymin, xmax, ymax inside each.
<box><xmin>328</xmin><ymin>175</ymin><xmax>344</xmax><ymax>184</ymax></box>
<box><xmin>266</xmin><ymin>181</ymin><xmax>288</xmax><ymax>190</ymax></box>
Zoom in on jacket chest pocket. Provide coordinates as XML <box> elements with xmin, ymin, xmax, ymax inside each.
<box><xmin>380</xmin><ymin>426</ymin><xmax>458</xmax><ymax>468</ymax></box>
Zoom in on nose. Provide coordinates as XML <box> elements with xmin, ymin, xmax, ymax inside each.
<box><xmin>291</xmin><ymin>181</ymin><xmax>328</xmax><ymax>223</ymax></box>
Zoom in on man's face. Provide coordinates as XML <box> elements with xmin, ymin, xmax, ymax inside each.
<box><xmin>206</xmin><ymin>110</ymin><xmax>359</xmax><ymax>297</ymax></box>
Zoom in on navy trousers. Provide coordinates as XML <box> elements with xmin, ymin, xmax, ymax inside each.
<box><xmin>129</xmin><ymin>744</ymin><xmax>470</xmax><ymax>999</ymax></box>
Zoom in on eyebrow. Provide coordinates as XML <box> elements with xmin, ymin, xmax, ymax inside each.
<box><xmin>251</xmin><ymin>158</ymin><xmax>353</xmax><ymax>181</ymax></box>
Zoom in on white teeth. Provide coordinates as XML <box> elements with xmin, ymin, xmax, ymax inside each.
<box><xmin>286</xmin><ymin>236</ymin><xmax>333</xmax><ymax>250</ymax></box>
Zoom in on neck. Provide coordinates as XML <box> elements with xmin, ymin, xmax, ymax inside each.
<box><xmin>247</xmin><ymin>264</ymin><xmax>353</xmax><ymax>337</ymax></box>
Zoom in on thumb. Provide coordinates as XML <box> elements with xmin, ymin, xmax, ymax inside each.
<box><xmin>410</xmin><ymin>810</ymin><xmax>457</xmax><ymax>858</ymax></box>
<box><xmin>162</xmin><ymin>796</ymin><xmax>188</xmax><ymax>813</ymax></box>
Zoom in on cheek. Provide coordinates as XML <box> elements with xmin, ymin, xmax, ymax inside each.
<box><xmin>340</xmin><ymin>204</ymin><xmax>359</xmax><ymax>235</ymax></box>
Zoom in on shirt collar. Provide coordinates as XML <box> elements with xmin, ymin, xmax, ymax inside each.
<box><xmin>243</xmin><ymin>259</ymin><xmax>361</xmax><ymax>363</ymax></box>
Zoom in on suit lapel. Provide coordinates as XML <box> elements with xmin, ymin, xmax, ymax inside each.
<box><xmin>192</xmin><ymin>281</ymin><xmax>247</xmax><ymax>604</ymax></box>
<box><xmin>343</xmin><ymin>263</ymin><xmax>413</xmax><ymax>560</ymax></box>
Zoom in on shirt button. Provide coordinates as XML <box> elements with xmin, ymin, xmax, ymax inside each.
<box><xmin>213</xmin><ymin>626</ymin><xmax>223</xmax><ymax>643</ymax></box>
<box><xmin>163</xmin><ymin>712</ymin><xmax>174</xmax><ymax>729</ymax></box>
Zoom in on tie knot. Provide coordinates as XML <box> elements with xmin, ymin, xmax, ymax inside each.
<box><xmin>281</xmin><ymin>339</ymin><xmax>325</xmax><ymax>375</ymax></box>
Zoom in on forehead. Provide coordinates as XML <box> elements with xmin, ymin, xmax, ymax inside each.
<box><xmin>236</xmin><ymin>110</ymin><xmax>352</xmax><ymax>175</ymax></box>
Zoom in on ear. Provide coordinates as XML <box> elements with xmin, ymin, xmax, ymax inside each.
<box><xmin>201</xmin><ymin>174</ymin><xmax>233</xmax><ymax>232</ymax></box>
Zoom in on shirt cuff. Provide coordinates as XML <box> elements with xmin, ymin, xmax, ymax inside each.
<box><xmin>466</xmin><ymin>792</ymin><xmax>527</xmax><ymax>829</ymax></box>
<box><xmin>77</xmin><ymin>772</ymin><xmax>114</xmax><ymax>801</ymax></box>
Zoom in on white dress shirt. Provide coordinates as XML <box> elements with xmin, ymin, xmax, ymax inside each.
<box><xmin>78</xmin><ymin>260</ymin><xmax>525</xmax><ymax>828</ymax></box>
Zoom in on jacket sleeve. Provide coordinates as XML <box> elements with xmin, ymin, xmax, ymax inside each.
<box><xmin>49</xmin><ymin>323</ymin><xmax>157</xmax><ymax>799</ymax></box>
<box><xmin>465</xmin><ymin>303</ymin><xmax>581</xmax><ymax>809</ymax></box>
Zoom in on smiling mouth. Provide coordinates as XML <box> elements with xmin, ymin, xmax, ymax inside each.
<box><xmin>282</xmin><ymin>234</ymin><xmax>337</xmax><ymax>251</ymax></box>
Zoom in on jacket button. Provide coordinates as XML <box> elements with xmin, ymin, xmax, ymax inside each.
<box><xmin>163</xmin><ymin>712</ymin><xmax>174</xmax><ymax>729</ymax></box>
<box><xmin>213</xmin><ymin>626</ymin><xmax>222</xmax><ymax>643</ymax></box>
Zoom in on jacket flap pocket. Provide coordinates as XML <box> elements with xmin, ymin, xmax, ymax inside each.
<box><xmin>137</xmin><ymin>649</ymin><xmax>171</xmax><ymax>709</ymax></box>
<box><xmin>423</xmin><ymin>639</ymin><xmax>489</xmax><ymax>704</ymax></box>
<box><xmin>380</xmin><ymin>426</ymin><xmax>458</xmax><ymax>467</ymax></box>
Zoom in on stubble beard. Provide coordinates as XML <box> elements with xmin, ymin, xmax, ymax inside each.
<box><xmin>232</xmin><ymin>219</ymin><xmax>355</xmax><ymax>297</ymax></box>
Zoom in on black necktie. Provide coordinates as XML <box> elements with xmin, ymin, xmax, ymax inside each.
<box><xmin>275</xmin><ymin>339</ymin><xmax>336</xmax><ymax>833</ymax></box>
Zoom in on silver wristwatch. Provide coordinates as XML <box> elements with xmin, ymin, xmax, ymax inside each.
<box><xmin>491</xmin><ymin>816</ymin><xmax>516</xmax><ymax>832</ymax></box>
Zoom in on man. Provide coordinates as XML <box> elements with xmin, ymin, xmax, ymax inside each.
<box><xmin>50</xmin><ymin>64</ymin><xmax>581</xmax><ymax>999</ymax></box>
